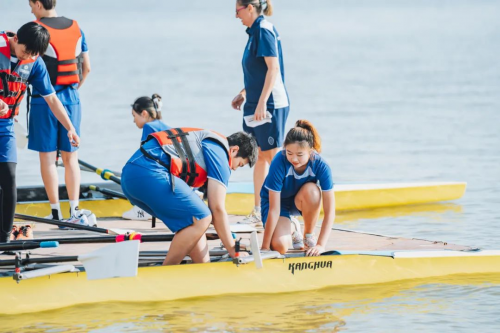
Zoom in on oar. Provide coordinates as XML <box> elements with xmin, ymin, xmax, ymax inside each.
<box><xmin>0</xmin><ymin>240</ymin><xmax>59</xmax><ymax>252</ymax></box>
<box><xmin>8</xmin><ymin>232</ymin><xmax>220</xmax><ymax>245</ymax></box>
<box><xmin>88</xmin><ymin>185</ymin><xmax>128</xmax><ymax>200</ymax></box>
<box><xmin>14</xmin><ymin>213</ymin><xmax>133</xmax><ymax>235</ymax></box>
<box><xmin>78</xmin><ymin>159</ymin><xmax>121</xmax><ymax>185</ymax></box>
<box><xmin>57</xmin><ymin>159</ymin><xmax>122</xmax><ymax>176</ymax></box>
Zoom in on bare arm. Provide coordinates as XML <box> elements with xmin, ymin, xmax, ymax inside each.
<box><xmin>43</xmin><ymin>94</ymin><xmax>80</xmax><ymax>146</ymax></box>
<box><xmin>78</xmin><ymin>52</ymin><xmax>91</xmax><ymax>89</ymax></box>
<box><xmin>306</xmin><ymin>191</ymin><xmax>336</xmax><ymax>256</ymax></box>
<box><xmin>254</xmin><ymin>57</ymin><xmax>279</xmax><ymax>120</ymax></box>
<box><xmin>231</xmin><ymin>88</ymin><xmax>246</xmax><ymax>110</ymax></box>
<box><xmin>207</xmin><ymin>179</ymin><xmax>238</xmax><ymax>258</ymax></box>
<box><xmin>261</xmin><ymin>190</ymin><xmax>281</xmax><ymax>250</ymax></box>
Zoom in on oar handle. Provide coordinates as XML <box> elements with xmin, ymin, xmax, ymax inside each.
<box><xmin>15</xmin><ymin>214</ymin><xmax>111</xmax><ymax>234</ymax></box>
<box><xmin>0</xmin><ymin>240</ymin><xmax>58</xmax><ymax>251</ymax></box>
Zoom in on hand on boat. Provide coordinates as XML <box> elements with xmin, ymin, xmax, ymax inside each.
<box><xmin>229</xmin><ymin>246</ymin><xmax>249</xmax><ymax>259</ymax></box>
<box><xmin>231</xmin><ymin>93</ymin><xmax>245</xmax><ymax>110</ymax></box>
<box><xmin>0</xmin><ymin>100</ymin><xmax>8</xmax><ymax>117</ymax></box>
<box><xmin>305</xmin><ymin>245</ymin><xmax>325</xmax><ymax>257</ymax></box>
<box><xmin>67</xmin><ymin>128</ymin><xmax>80</xmax><ymax>147</ymax></box>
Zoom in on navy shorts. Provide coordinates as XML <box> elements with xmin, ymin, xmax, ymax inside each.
<box><xmin>28</xmin><ymin>102</ymin><xmax>81</xmax><ymax>152</ymax></box>
<box><xmin>242</xmin><ymin>104</ymin><xmax>290</xmax><ymax>151</ymax></box>
<box><xmin>261</xmin><ymin>195</ymin><xmax>302</xmax><ymax>227</ymax></box>
<box><xmin>121</xmin><ymin>162</ymin><xmax>211</xmax><ymax>232</ymax></box>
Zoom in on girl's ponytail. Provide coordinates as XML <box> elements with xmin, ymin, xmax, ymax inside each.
<box><xmin>151</xmin><ymin>93</ymin><xmax>163</xmax><ymax>120</ymax></box>
<box><xmin>262</xmin><ymin>0</ymin><xmax>273</xmax><ymax>16</ymax></box>
<box><xmin>284</xmin><ymin>119</ymin><xmax>322</xmax><ymax>153</ymax></box>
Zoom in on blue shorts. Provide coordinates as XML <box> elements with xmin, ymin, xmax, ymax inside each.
<box><xmin>121</xmin><ymin>162</ymin><xmax>211</xmax><ymax>232</ymax></box>
<box><xmin>0</xmin><ymin>119</ymin><xmax>17</xmax><ymax>163</ymax></box>
<box><xmin>28</xmin><ymin>102</ymin><xmax>81</xmax><ymax>152</ymax></box>
<box><xmin>261</xmin><ymin>195</ymin><xmax>302</xmax><ymax>227</ymax></box>
<box><xmin>242</xmin><ymin>105</ymin><xmax>290</xmax><ymax>151</ymax></box>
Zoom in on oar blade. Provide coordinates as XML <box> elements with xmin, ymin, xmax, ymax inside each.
<box><xmin>78</xmin><ymin>241</ymin><xmax>140</xmax><ymax>280</ymax></box>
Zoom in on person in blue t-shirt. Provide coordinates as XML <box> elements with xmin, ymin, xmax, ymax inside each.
<box><xmin>260</xmin><ymin>120</ymin><xmax>336</xmax><ymax>257</ymax></box>
<box><xmin>28</xmin><ymin>0</ymin><xmax>92</xmax><ymax>222</ymax></box>
<box><xmin>122</xmin><ymin>93</ymin><xmax>172</xmax><ymax>221</ymax></box>
<box><xmin>0</xmin><ymin>22</ymin><xmax>79</xmax><ymax>243</ymax></box>
<box><xmin>231</xmin><ymin>0</ymin><xmax>290</xmax><ymax>226</ymax></box>
<box><xmin>121</xmin><ymin>130</ymin><xmax>257</xmax><ymax>265</ymax></box>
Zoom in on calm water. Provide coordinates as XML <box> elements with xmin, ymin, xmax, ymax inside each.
<box><xmin>3</xmin><ymin>0</ymin><xmax>500</xmax><ymax>331</ymax></box>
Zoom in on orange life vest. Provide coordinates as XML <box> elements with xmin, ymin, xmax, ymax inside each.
<box><xmin>141</xmin><ymin>128</ymin><xmax>231</xmax><ymax>188</ymax></box>
<box><xmin>0</xmin><ymin>32</ymin><xmax>36</xmax><ymax>119</ymax></box>
<box><xmin>35</xmin><ymin>17</ymin><xmax>83</xmax><ymax>86</ymax></box>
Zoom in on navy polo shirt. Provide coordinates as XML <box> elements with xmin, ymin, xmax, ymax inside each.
<box><xmin>242</xmin><ymin>15</ymin><xmax>289</xmax><ymax>110</ymax></box>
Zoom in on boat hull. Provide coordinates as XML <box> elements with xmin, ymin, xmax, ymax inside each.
<box><xmin>15</xmin><ymin>181</ymin><xmax>467</xmax><ymax>218</ymax></box>
<box><xmin>1</xmin><ymin>250</ymin><xmax>498</xmax><ymax>315</ymax></box>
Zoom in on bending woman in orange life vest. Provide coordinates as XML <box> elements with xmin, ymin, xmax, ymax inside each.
<box><xmin>122</xmin><ymin>128</ymin><xmax>258</xmax><ymax>265</ymax></box>
<box><xmin>122</xmin><ymin>93</ymin><xmax>173</xmax><ymax>221</ymax></box>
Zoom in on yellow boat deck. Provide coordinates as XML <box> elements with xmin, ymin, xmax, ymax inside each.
<box><xmin>1</xmin><ymin>215</ymin><xmax>472</xmax><ymax>268</ymax></box>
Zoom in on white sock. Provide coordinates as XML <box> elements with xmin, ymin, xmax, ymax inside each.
<box><xmin>50</xmin><ymin>203</ymin><xmax>62</xmax><ymax>220</ymax></box>
<box><xmin>69</xmin><ymin>200</ymin><xmax>79</xmax><ymax>216</ymax></box>
<box><xmin>254</xmin><ymin>206</ymin><xmax>261</xmax><ymax>213</ymax></box>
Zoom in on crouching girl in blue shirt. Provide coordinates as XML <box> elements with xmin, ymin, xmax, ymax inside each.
<box><xmin>260</xmin><ymin>120</ymin><xmax>335</xmax><ymax>256</ymax></box>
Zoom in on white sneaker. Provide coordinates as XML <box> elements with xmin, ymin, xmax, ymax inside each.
<box><xmin>122</xmin><ymin>205</ymin><xmax>152</xmax><ymax>221</ymax></box>
<box><xmin>238</xmin><ymin>208</ymin><xmax>263</xmax><ymax>227</ymax></box>
<box><xmin>304</xmin><ymin>233</ymin><xmax>318</xmax><ymax>249</ymax></box>
<box><xmin>76</xmin><ymin>209</ymin><xmax>98</xmax><ymax>227</ymax></box>
<box><xmin>290</xmin><ymin>216</ymin><xmax>304</xmax><ymax>250</ymax></box>
<box><xmin>59</xmin><ymin>214</ymin><xmax>91</xmax><ymax>230</ymax></box>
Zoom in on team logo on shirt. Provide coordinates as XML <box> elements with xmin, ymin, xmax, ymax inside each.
<box><xmin>268</xmin><ymin>136</ymin><xmax>274</xmax><ymax>145</ymax></box>
<box><xmin>19</xmin><ymin>65</ymin><xmax>31</xmax><ymax>75</ymax></box>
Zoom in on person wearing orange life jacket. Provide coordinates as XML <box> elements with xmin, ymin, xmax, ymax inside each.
<box><xmin>0</xmin><ymin>22</ymin><xmax>79</xmax><ymax>244</ymax></box>
<box><xmin>28</xmin><ymin>0</ymin><xmax>92</xmax><ymax>224</ymax></box>
<box><xmin>121</xmin><ymin>128</ymin><xmax>258</xmax><ymax>265</ymax></box>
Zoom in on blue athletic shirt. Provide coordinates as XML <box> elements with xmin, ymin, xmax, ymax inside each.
<box><xmin>242</xmin><ymin>15</ymin><xmax>289</xmax><ymax>111</ymax></box>
<box><xmin>127</xmin><ymin>138</ymin><xmax>231</xmax><ymax>187</ymax></box>
<box><xmin>0</xmin><ymin>56</ymin><xmax>54</xmax><ymax>135</ymax></box>
<box><xmin>141</xmin><ymin>120</ymin><xmax>171</xmax><ymax>142</ymax></box>
<box><xmin>31</xmin><ymin>28</ymin><xmax>88</xmax><ymax>106</ymax></box>
<box><xmin>261</xmin><ymin>152</ymin><xmax>334</xmax><ymax>201</ymax></box>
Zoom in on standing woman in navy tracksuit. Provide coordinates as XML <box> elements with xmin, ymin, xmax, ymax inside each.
<box><xmin>232</xmin><ymin>0</ymin><xmax>290</xmax><ymax>226</ymax></box>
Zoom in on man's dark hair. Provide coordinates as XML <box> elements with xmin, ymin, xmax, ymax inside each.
<box><xmin>227</xmin><ymin>131</ymin><xmax>258</xmax><ymax>167</ymax></box>
<box><xmin>30</xmin><ymin>0</ymin><xmax>56</xmax><ymax>10</ymax></box>
<box><xmin>16</xmin><ymin>22</ymin><xmax>50</xmax><ymax>56</ymax></box>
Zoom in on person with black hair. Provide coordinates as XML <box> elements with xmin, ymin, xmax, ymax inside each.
<box><xmin>28</xmin><ymin>0</ymin><xmax>92</xmax><ymax>224</ymax></box>
<box><xmin>0</xmin><ymin>22</ymin><xmax>80</xmax><ymax>243</ymax></box>
<box><xmin>260</xmin><ymin>120</ymin><xmax>335</xmax><ymax>257</ymax></box>
<box><xmin>231</xmin><ymin>0</ymin><xmax>290</xmax><ymax>227</ymax></box>
<box><xmin>121</xmin><ymin>129</ymin><xmax>258</xmax><ymax>265</ymax></box>
<box><xmin>122</xmin><ymin>93</ymin><xmax>172</xmax><ymax>220</ymax></box>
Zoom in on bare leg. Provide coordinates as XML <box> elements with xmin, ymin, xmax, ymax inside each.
<box><xmin>253</xmin><ymin>147</ymin><xmax>280</xmax><ymax>207</ymax></box>
<box><xmin>39</xmin><ymin>151</ymin><xmax>59</xmax><ymax>204</ymax></box>
<box><xmin>294</xmin><ymin>183</ymin><xmax>322</xmax><ymax>235</ymax></box>
<box><xmin>270</xmin><ymin>216</ymin><xmax>293</xmax><ymax>254</ymax></box>
<box><xmin>162</xmin><ymin>215</ymin><xmax>211</xmax><ymax>265</ymax></box>
<box><xmin>189</xmin><ymin>235</ymin><xmax>210</xmax><ymax>263</ymax></box>
<box><xmin>61</xmin><ymin>151</ymin><xmax>80</xmax><ymax>201</ymax></box>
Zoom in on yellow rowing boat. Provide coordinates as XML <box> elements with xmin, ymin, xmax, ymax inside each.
<box><xmin>15</xmin><ymin>181</ymin><xmax>467</xmax><ymax>218</ymax></box>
